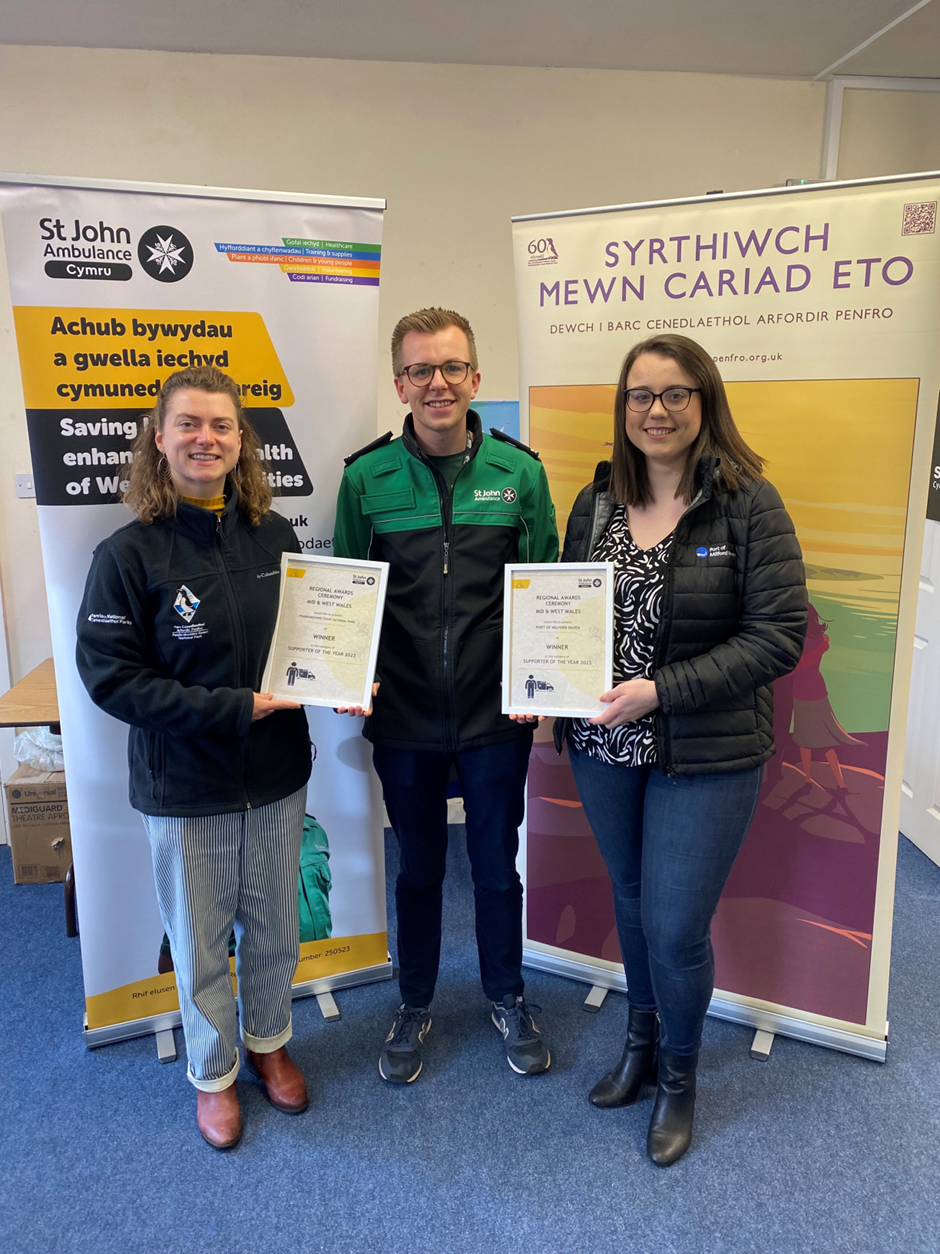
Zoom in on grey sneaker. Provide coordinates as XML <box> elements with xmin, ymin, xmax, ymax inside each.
<box><xmin>378</xmin><ymin>1004</ymin><xmax>432</xmax><ymax>1084</ymax></box>
<box><xmin>491</xmin><ymin>995</ymin><xmax>551</xmax><ymax>1074</ymax></box>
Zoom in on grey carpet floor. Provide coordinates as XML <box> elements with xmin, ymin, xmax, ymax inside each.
<box><xmin>1</xmin><ymin>830</ymin><xmax>938</xmax><ymax>1254</ymax></box>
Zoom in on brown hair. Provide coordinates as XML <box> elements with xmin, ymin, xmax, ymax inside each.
<box><xmin>610</xmin><ymin>333</ymin><xmax>763</xmax><ymax>507</ymax></box>
<box><xmin>390</xmin><ymin>307</ymin><xmax>478</xmax><ymax>375</ymax></box>
<box><xmin>123</xmin><ymin>366</ymin><xmax>273</xmax><ymax>525</ymax></box>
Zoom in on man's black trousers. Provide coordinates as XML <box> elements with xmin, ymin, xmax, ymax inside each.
<box><xmin>372</xmin><ymin>730</ymin><xmax>535</xmax><ymax>1007</ymax></box>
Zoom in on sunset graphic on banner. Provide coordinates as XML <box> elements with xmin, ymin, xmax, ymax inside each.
<box><xmin>527</xmin><ymin>376</ymin><xmax>916</xmax><ymax>1025</ymax></box>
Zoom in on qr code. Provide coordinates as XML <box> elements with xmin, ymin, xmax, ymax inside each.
<box><xmin>902</xmin><ymin>202</ymin><xmax>936</xmax><ymax>235</ymax></box>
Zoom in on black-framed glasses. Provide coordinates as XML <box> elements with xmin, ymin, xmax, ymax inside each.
<box><xmin>399</xmin><ymin>360</ymin><xmax>472</xmax><ymax>387</ymax></box>
<box><xmin>624</xmin><ymin>387</ymin><xmax>701</xmax><ymax>413</ymax></box>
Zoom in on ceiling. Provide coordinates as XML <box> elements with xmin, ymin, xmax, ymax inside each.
<box><xmin>0</xmin><ymin>0</ymin><xmax>938</xmax><ymax>80</ymax></box>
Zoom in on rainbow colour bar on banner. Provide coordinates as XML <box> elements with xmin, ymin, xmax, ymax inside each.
<box><xmin>214</xmin><ymin>237</ymin><xmax>381</xmax><ymax>286</ymax></box>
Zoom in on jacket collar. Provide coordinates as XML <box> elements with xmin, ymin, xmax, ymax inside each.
<box><xmin>168</xmin><ymin>487</ymin><xmax>239</xmax><ymax>540</ymax></box>
<box><xmin>401</xmin><ymin>409</ymin><xmax>483</xmax><ymax>462</ymax></box>
<box><xmin>694</xmin><ymin>455</ymin><xmax>720</xmax><ymax>500</ymax></box>
<box><xmin>593</xmin><ymin>454</ymin><xmax>720</xmax><ymax>501</ymax></box>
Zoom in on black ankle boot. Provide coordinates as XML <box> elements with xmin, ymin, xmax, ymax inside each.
<box><xmin>647</xmin><ymin>1048</ymin><xmax>697</xmax><ymax>1166</ymax></box>
<box><xmin>588</xmin><ymin>1007</ymin><xmax>659</xmax><ymax>1108</ymax></box>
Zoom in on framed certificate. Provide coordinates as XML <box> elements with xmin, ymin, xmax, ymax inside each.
<box><xmin>262</xmin><ymin>553</ymin><xmax>389</xmax><ymax>709</ymax></box>
<box><xmin>502</xmin><ymin>562</ymin><xmax>614</xmax><ymax>718</ymax></box>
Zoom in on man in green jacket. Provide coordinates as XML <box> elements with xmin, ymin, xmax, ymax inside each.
<box><xmin>334</xmin><ymin>307</ymin><xmax>558</xmax><ymax>1083</ymax></box>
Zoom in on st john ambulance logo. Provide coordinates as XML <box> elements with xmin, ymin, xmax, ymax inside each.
<box><xmin>502</xmin><ymin>487</ymin><xmax>517</xmax><ymax>503</ymax></box>
<box><xmin>138</xmin><ymin>224</ymin><xmax>194</xmax><ymax>282</ymax></box>
<box><xmin>173</xmin><ymin>585</ymin><xmax>201</xmax><ymax>623</ymax></box>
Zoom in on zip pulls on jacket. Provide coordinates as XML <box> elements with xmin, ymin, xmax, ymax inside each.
<box><xmin>650</xmin><ymin>488</ymin><xmax>706</xmax><ymax>777</ymax></box>
<box><xmin>437</xmin><ymin>433</ymin><xmax>472</xmax><ymax>576</ymax></box>
<box><xmin>415</xmin><ymin>431</ymin><xmax>474</xmax><ymax>749</ymax></box>
<box><xmin>214</xmin><ymin>508</ymin><xmax>253</xmax><ymax>807</ymax></box>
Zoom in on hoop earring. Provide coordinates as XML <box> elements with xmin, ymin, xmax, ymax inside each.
<box><xmin>158</xmin><ymin>454</ymin><xmax>171</xmax><ymax>481</ymax></box>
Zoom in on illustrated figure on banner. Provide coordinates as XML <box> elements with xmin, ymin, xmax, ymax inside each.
<box><xmin>791</xmin><ymin>603</ymin><xmax>862</xmax><ymax>791</ymax></box>
<box><xmin>76</xmin><ymin>366</ymin><xmax>313</xmax><ymax>1151</ymax></box>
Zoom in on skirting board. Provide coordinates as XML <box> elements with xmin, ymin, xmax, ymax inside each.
<box><xmin>83</xmin><ymin>958</ymin><xmax>394</xmax><ymax>1049</ymax></box>
<box><xmin>523</xmin><ymin>947</ymin><xmax>887</xmax><ymax>1063</ymax></box>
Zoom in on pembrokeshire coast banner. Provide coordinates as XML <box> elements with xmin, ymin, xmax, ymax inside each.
<box><xmin>0</xmin><ymin>176</ymin><xmax>389</xmax><ymax>1040</ymax></box>
<box><xmin>513</xmin><ymin>174</ymin><xmax>940</xmax><ymax>1057</ymax></box>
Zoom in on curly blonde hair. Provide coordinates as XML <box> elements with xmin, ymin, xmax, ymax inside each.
<box><xmin>123</xmin><ymin>366</ymin><xmax>273</xmax><ymax>526</ymax></box>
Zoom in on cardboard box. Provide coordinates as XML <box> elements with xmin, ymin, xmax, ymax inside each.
<box><xmin>4</xmin><ymin>761</ymin><xmax>71</xmax><ymax>884</ymax></box>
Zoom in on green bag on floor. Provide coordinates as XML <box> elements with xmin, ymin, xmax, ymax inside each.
<box><xmin>157</xmin><ymin>814</ymin><xmax>334</xmax><ymax>971</ymax></box>
<box><xmin>298</xmin><ymin>814</ymin><xmax>333</xmax><ymax>943</ymax></box>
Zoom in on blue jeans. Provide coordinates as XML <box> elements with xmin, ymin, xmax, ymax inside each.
<box><xmin>568</xmin><ymin>748</ymin><xmax>762</xmax><ymax>1055</ymax></box>
<box><xmin>373</xmin><ymin>732</ymin><xmax>533</xmax><ymax>1007</ymax></box>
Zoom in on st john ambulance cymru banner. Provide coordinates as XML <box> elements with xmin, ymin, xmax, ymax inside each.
<box><xmin>0</xmin><ymin>177</ymin><xmax>387</xmax><ymax>1038</ymax></box>
<box><xmin>513</xmin><ymin>175</ymin><xmax>940</xmax><ymax>1054</ymax></box>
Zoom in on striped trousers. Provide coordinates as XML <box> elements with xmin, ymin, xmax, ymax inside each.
<box><xmin>141</xmin><ymin>786</ymin><xmax>306</xmax><ymax>1091</ymax></box>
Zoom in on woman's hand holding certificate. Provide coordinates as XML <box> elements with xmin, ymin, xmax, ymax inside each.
<box><xmin>589</xmin><ymin>677</ymin><xmax>660</xmax><ymax>727</ymax></box>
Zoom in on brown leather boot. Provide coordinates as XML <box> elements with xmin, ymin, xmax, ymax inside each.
<box><xmin>196</xmin><ymin>1085</ymin><xmax>242</xmax><ymax>1149</ymax></box>
<box><xmin>245</xmin><ymin>1046</ymin><xmax>309</xmax><ymax>1113</ymax></box>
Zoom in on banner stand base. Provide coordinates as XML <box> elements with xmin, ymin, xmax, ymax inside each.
<box><xmin>582</xmin><ymin>985</ymin><xmax>609</xmax><ymax>1014</ymax></box>
<box><xmin>316</xmin><ymin>991</ymin><xmax>341</xmax><ymax>1021</ymax></box>
<box><xmin>82</xmin><ymin>958</ymin><xmax>394</xmax><ymax>1051</ymax></box>
<box><xmin>155</xmin><ymin>1028</ymin><xmax>177</xmax><ymax>1064</ymax></box>
<box><xmin>750</xmin><ymin>1029</ymin><xmax>775</xmax><ymax>1061</ymax></box>
<box><xmin>523</xmin><ymin>948</ymin><xmax>888</xmax><ymax>1063</ymax></box>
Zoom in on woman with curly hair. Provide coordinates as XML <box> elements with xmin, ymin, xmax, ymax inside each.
<box><xmin>76</xmin><ymin>366</ymin><xmax>312</xmax><ymax>1149</ymax></box>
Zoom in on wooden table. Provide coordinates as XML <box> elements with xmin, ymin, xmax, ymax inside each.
<box><xmin>0</xmin><ymin>657</ymin><xmax>60</xmax><ymax>733</ymax></box>
<box><xmin>0</xmin><ymin>658</ymin><xmax>74</xmax><ymax>933</ymax></box>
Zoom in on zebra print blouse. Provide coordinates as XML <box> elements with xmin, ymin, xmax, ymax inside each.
<box><xmin>568</xmin><ymin>503</ymin><xmax>673</xmax><ymax>766</ymax></box>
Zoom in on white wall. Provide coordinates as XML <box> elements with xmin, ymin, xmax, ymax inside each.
<box><xmin>0</xmin><ymin>46</ymin><xmax>828</xmax><ymax>699</ymax></box>
<box><xmin>2</xmin><ymin>46</ymin><xmax>937</xmax><ymax>737</ymax></box>
<box><xmin>839</xmin><ymin>88</ymin><xmax>940</xmax><ymax>181</ymax></box>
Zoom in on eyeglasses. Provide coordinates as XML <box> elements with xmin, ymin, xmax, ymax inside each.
<box><xmin>624</xmin><ymin>387</ymin><xmax>701</xmax><ymax>413</ymax></box>
<box><xmin>399</xmin><ymin>361</ymin><xmax>473</xmax><ymax>387</ymax></box>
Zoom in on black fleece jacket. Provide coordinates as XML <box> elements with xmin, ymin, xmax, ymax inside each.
<box><xmin>76</xmin><ymin>495</ymin><xmax>311</xmax><ymax>816</ymax></box>
<box><xmin>557</xmin><ymin>458</ymin><xmax>807</xmax><ymax>775</ymax></box>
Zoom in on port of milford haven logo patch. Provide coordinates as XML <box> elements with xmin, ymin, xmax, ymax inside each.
<box><xmin>173</xmin><ymin>585</ymin><xmax>201</xmax><ymax>623</ymax></box>
<box><xmin>138</xmin><ymin>225</ymin><xmax>194</xmax><ymax>282</ymax></box>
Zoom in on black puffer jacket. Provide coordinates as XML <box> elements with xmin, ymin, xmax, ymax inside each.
<box><xmin>76</xmin><ymin>495</ymin><xmax>312</xmax><ymax>816</ymax></box>
<box><xmin>556</xmin><ymin>457</ymin><xmax>807</xmax><ymax>775</ymax></box>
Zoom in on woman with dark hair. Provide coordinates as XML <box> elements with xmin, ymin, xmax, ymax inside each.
<box><xmin>559</xmin><ymin>334</ymin><xmax>806</xmax><ymax>1165</ymax></box>
<box><xmin>76</xmin><ymin>366</ymin><xmax>312</xmax><ymax>1149</ymax></box>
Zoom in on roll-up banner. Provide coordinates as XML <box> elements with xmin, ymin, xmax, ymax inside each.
<box><xmin>0</xmin><ymin>175</ymin><xmax>390</xmax><ymax>1045</ymax></box>
<box><xmin>513</xmin><ymin>173</ymin><xmax>940</xmax><ymax>1061</ymax></box>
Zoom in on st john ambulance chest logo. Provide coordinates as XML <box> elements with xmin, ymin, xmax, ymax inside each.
<box><xmin>138</xmin><ymin>225</ymin><xmax>194</xmax><ymax>282</ymax></box>
<box><xmin>502</xmin><ymin>487</ymin><xmax>517</xmax><ymax>503</ymax></box>
<box><xmin>173</xmin><ymin>585</ymin><xmax>201</xmax><ymax>623</ymax></box>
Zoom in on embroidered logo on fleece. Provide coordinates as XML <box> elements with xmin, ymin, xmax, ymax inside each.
<box><xmin>173</xmin><ymin>585</ymin><xmax>200</xmax><ymax>623</ymax></box>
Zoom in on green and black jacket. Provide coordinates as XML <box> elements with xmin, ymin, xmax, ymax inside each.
<box><xmin>334</xmin><ymin>411</ymin><xmax>558</xmax><ymax>751</ymax></box>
